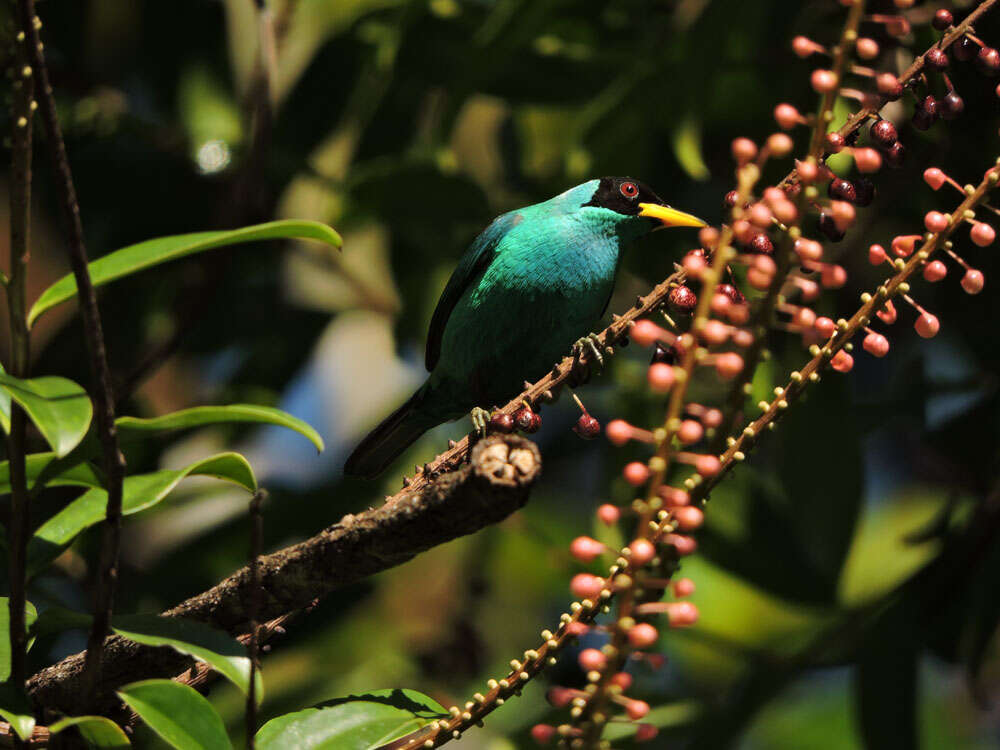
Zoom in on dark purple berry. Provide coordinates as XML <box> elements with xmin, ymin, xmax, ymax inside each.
<box><xmin>574</xmin><ymin>414</ymin><xmax>601</xmax><ymax>440</ymax></box>
<box><xmin>869</xmin><ymin>119</ymin><xmax>897</xmax><ymax>148</ymax></box>
<box><xmin>818</xmin><ymin>212</ymin><xmax>845</xmax><ymax>242</ymax></box>
<box><xmin>933</xmin><ymin>9</ymin><xmax>953</xmax><ymax>31</ymax></box>
<box><xmin>953</xmin><ymin>35</ymin><xmax>978</xmax><ymax>62</ymax></box>
<box><xmin>828</xmin><ymin>178</ymin><xmax>857</xmax><ymax>203</ymax></box>
<box><xmin>853</xmin><ymin>177</ymin><xmax>875</xmax><ymax>207</ymax></box>
<box><xmin>717</xmin><ymin>283</ymin><xmax>745</xmax><ymax>305</ymax></box>
<box><xmin>911</xmin><ymin>96</ymin><xmax>938</xmax><ymax>131</ymax></box>
<box><xmin>514</xmin><ymin>407</ymin><xmax>540</xmax><ymax>433</ymax></box>
<box><xmin>885</xmin><ymin>142</ymin><xmax>906</xmax><ymax>169</ymax></box>
<box><xmin>724</xmin><ymin>190</ymin><xmax>740</xmax><ymax>208</ymax></box>
<box><xmin>489</xmin><ymin>411</ymin><xmax>514</xmax><ymax>434</ymax></box>
<box><xmin>651</xmin><ymin>341</ymin><xmax>679</xmax><ymax>366</ymax></box>
<box><xmin>977</xmin><ymin>47</ymin><xmax>1000</xmax><ymax>76</ymax></box>
<box><xmin>925</xmin><ymin>48</ymin><xmax>950</xmax><ymax>71</ymax></box>
<box><xmin>940</xmin><ymin>90</ymin><xmax>965</xmax><ymax>120</ymax></box>
<box><xmin>748</xmin><ymin>232</ymin><xmax>774</xmax><ymax>254</ymax></box>
<box><xmin>668</xmin><ymin>285</ymin><xmax>697</xmax><ymax>313</ymax></box>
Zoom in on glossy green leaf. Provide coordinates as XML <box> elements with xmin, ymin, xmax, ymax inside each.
<box><xmin>49</xmin><ymin>715</ymin><xmax>131</xmax><ymax>749</ymax></box>
<box><xmin>255</xmin><ymin>689</ymin><xmax>448</xmax><ymax>750</ymax></box>
<box><xmin>117</xmin><ymin>404</ymin><xmax>324</xmax><ymax>453</ymax></box>
<box><xmin>0</xmin><ymin>600</ymin><xmax>38</xmax><ymax>682</ymax></box>
<box><xmin>0</xmin><ymin>374</ymin><xmax>93</xmax><ymax>457</ymax></box>
<box><xmin>0</xmin><ymin>682</ymin><xmax>35</xmax><ymax>741</ymax></box>
<box><xmin>113</xmin><ymin>615</ymin><xmax>256</xmax><ymax>697</ymax></box>
<box><xmin>28</xmin><ymin>220</ymin><xmax>342</xmax><ymax>327</ymax></box>
<box><xmin>27</xmin><ymin>453</ymin><xmax>256</xmax><ymax>577</ymax></box>
<box><xmin>0</xmin><ymin>452</ymin><xmax>103</xmax><ymax>496</ymax></box>
<box><xmin>118</xmin><ymin>679</ymin><xmax>232</xmax><ymax>750</ymax></box>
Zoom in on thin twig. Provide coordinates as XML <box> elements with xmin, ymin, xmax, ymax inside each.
<box><xmin>245</xmin><ymin>489</ymin><xmax>265</xmax><ymax>749</ymax></box>
<box><xmin>16</xmin><ymin>0</ymin><xmax>127</xmax><ymax>705</ymax></box>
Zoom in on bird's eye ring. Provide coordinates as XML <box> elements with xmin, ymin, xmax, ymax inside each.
<box><xmin>620</xmin><ymin>181</ymin><xmax>639</xmax><ymax>199</ymax></box>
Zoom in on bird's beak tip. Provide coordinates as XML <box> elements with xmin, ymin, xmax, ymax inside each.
<box><xmin>638</xmin><ymin>202</ymin><xmax>707</xmax><ymax>229</ymax></box>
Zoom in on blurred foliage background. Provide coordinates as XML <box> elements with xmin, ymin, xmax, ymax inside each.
<box><xmin>3</xmin><ymin>0</ymin><xmax>1000</xmax><ymax>747</ymax></box>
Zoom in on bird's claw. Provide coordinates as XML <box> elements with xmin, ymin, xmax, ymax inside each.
<box><xmin>573</xmin><ymin>333</ymin><xmax>605</xmax><ymax>369</ymax></box>
<box><xmin>470</xmin><ymin>407</ymin><xmax>491</xmax><ymax>438</ymax></box>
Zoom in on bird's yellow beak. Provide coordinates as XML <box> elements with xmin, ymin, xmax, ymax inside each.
<box><xmin>638</xmin><ymin>203</ymin><xmax>707</xmax><ymax>229</ymax></box>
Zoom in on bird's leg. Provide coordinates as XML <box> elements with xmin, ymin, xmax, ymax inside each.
<box><xmin>469</xmin><ymin>406</ymin><xmax>491</xmax><ymax>438</ymax></box>
<box><xmin>573</xmin><ymin>332</ymin><xmax>605</xmax><ymax>369</ymax></box>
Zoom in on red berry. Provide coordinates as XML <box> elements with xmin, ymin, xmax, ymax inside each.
<box><xmin>977</xmin><ymin>47</ymin><xmax>1000</xmax><ymax>76</ymax></box>
<box><xmin>574</xmin><ymin>414</ymin><xmax>601</xmax><ymax>439</ymax></box>
<box><xmin>717</xmin><ymin>283</ymin><xmax>745</xmax><ymax>304</ymax></box>
<box><xmin>828</xmin><ymin>178</ymin><xmax>857</xmax><ymax>203</ymax></box>
<box><xmin>651</xmin><ymin>341</ymin><xmax>679</xmax><ymax>365</ymax></box>
<box><xmin>926</xmin><ymin>48</ymin><xmax>950</xmax><ymax>72</ymax></box>
<box><xmin>940</xmin><ymin>91</ymin><xmax>964</xmax><ymax>120</ymax></box>
<box><xmin>954</xmin><ymin>35</ymin><xmax>977</xmax><ymax>61</ymax></box>
<box><xmin>922</xmin><ymin>260</ymin><xmax>948</xmax><ymax>282</ymax></box>
<box><xmin>863</xmin><ymin>332</ymin><xmax>890</xmax><ymax>358</ymax></box>
<box><xmin>489</xmin><ymin>411</ymin><xmax>514</xmax><ymax>434</ymax></box>
<box><xmin>884</xmin><ymin>142</ymin><xmax>906</xmax><ymax>169</ymax></box>
<box><xmin>961</xmin><ymin>269</ymin><xmax>985</xmax><ymax>294</ymax></box>
<box><xmin>669</xmin><ymin>285</ymin><xmax>698</xmax><ymax>313</ymax></box>
<box><xmin>869</xmin><ymin>119</ymin><xmax>898</xmax><ymax>147</ymax></box>
<box><xmin>924</xmin><ymin>167</ymin><xmax>947</xmax><ymax>190</ymax></box>
<box><xmin>724</xmin><ymin>190</ymin><xmax>741</xmax><ymax>208</ymax></box>
<box><xmin>514</xmin><ymin>407</ymin><xmax>536</xmax><ymax>433</ymax></box>
<box><xmin>635</xmin><ymin>724</ymin><xmax>659</xmax><ymax>742</ymax></box>
<box><xmin>915</xmin><ymin>313</ymin><xmax>940</xmax><ymax>339</ymax></box>
<box><xmin>531</xmin><ymin>725</ymin><xmax>556</xmax><ymax>745</ymax></box>
<box><xmin>749</xmin><ymin>232</ymin><xmax>774</xmax><ymax>254</ymax></box>
<box><xmin>971</xmin><ymin>222</ymin><xmax>996</xmax><ymax>246</ymax></box>
<box><xmin>933</xmin><ymin>9</ymin><xmax>953</xmax><ymax>30</ymax></box>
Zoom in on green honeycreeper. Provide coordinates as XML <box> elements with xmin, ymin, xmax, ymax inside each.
<box><xmin>345</xmin><ymin>177</ymin><xmax>704</xmax><ymax>478</ymax></box>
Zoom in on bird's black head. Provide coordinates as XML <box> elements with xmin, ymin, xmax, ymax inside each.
<box><xmin>583</xmin><ymin>177</ymin><xmax>705</xmax><ymax>228</ymax></box>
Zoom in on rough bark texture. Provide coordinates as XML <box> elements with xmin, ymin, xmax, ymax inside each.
<box><xmin>25</xmin><ymin>435</ymin><xmax>541</xmax><ymax>719</ymax></box>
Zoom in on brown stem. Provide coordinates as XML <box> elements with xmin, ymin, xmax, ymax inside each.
<box><xmin>15</xmin><ymin>0</ymin><xmax>127</xmax><ymax>705</ymax></box>
<box><xmin>6</xmin><ymin>2</ymin><xmax>35</xmax><ymax>728</ymax></box>
<box><xmin>245</xmin><ymin>489</ymin><xmax>265</xmax><ymax>749</ymax></box>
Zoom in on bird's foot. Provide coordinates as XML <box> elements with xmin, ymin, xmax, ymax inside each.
<box><xmin>470</xmin><ymin>407</ymin><xmax>491</xmax><ymax>438</ymax></box>
<box><xmin>573</xmin><ymin>332</ymin><xmax>605</xmax><ymax>369</ymax></box>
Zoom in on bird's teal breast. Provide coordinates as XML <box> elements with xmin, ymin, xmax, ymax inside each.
<box><xmin>427</xmin><ymin>212</ymin><xmax>620</xmax><ymax>414</ymax></box>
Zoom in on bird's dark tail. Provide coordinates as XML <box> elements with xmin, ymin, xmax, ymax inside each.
<box><xmin>344</xmin><ymin>386</ymin><xmax>441</xmax><ymax>479</ymax></box>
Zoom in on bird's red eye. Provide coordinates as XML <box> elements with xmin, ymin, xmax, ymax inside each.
<box><xmin>620</xmin><ymin>181</ymin><xmax>639</xmax><ymax>199</ymax></box>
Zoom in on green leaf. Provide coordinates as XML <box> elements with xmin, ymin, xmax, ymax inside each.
<box><xmin>28</xmin><ymin>220</ymin><xmax>342</xmax><ymax>327</ymax></box>
<box><xmin>49</xmin><ymin>715</ymin><xmax>131</xmax><ymax>749</ymax></box>
<box><xmin>0</xmin><ymin>374</ymin><xmax>93</xmax><ymax>457</ymax></box>
<box><xmin>27</xmin><ymin>453</ymin><xmax>256</xmax><ymax>577</ymax></box>
<box><xmin>671</xmin><ymin>115</ymin><xmax>710</xmax><ymax>181</ymax></box>
<box><xmin>0</xmin><ymin>600</ymin><xmax>38</xmax><ymax>681</ymax></box>
<box><xmin>118</xmin><ymin>679</ymin><xmax>232</xmax><ymax>750</ymax></box>
<box><xmin>112</xmin><ymin>615</ymin><xmax>256</xmax><ymax>697</ymax></box>
<box><xmin>117</xmin><ymin>404</ymin><xmax>324</xmax><ymax>453</ymax></box>
<box><xmin>0</xmin><ymin>452</ymin><xmax>103</xmax><ymax>496</ymax></box>
<box><xmin>255</xmin><ymin>689</ymin><xmax>448</xmax><ymax>750</ymax></box>
<box><xmin>0</xmin><ymin>682</ymin><xmax>35</xmax><ymax>741</ymax></box>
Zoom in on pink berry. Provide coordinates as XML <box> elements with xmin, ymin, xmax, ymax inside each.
<box><xmin>798</xmin><ymin>278</ymin><xmax>820</xmax><ymax>302</ymax></box>
<box><xmin>771</xmin><ymin>198</ymin><xmax>798</xmax><ymax>224</ymax></box>
<box><xmin>578</xmin><ymin>648</ymin><xmax>607</xmax><ymax>671</ymax></box>
<box><xmin>795</xmin><ymin>238</ymin><xmax>823</xmax><ymax>262</ymax></box>
<box><xmin>915</xmin><ymin>313</ymin><xmax>940</xmax><ymax>338</ymax></box>
<box><xmin>628</xmin><ymin>622</ymin><xmax>659</xmax><ymax>648</ymax></box>
<box><xmin>624</xmin><ymin>462</ymin><xmax>650</xmax><ymax>486</ymax></box>
<box><xmin>794</xmin><ymin>306</ymin><xmax>816</xmax><ymax>328</ymax></box>
<box><xmin>631</xmin><ymin>319</ymin><xmax>667</xmax><ymax>347</ymax></box>
<box><xmin>546</xmin><ymin>687</ymin><xmax>574</xmax><ymax>708</ymax></box>
<box><xmin>699</xmin><ymin>226</ymin><xmax>720</xmax><ymax>249</ymax></box>
<box><xmin>774</xmin><ymin>103</ymin><xmax>801</xmax><ymax>129</ymax></box>
<box><xmin>923</xmin><ymin>167</ymin><xmax>946</xmax><ymax>190</ymax></box>
<box><xmin>854</xmin><ymin>147</ymin><xmax>882</xmax><ymax>173</ymax></box>
<box><xmin>702</xmin><ymin>408</ymin><xmax>723</xmax><ymax>428</ymax></box>
<box><xmin>695</xmin><ymin>455</ymin><xmax>721</xmax><ymax>477</ymax></box>
<box><xmin>868</xmin><ymin>244</ymin><xmax>887</xmax><ymax>265</ymax></box>
<box><xmin>892</xmin><ymin>235</ymin><xmax>918</xmax><ymax>257</ymax></box>
<box><xmin>767</xmin><ymin>133</ymin><xmax>793</xmax><ymax>157</ymax></box>
<box><xmin>701</xmin><ymin>319</ymin><xmax>729</xmax><ymax>345</ymax></box>
<box><xmin>863</xmin><ymin>332</ymin><xmax>890</xmax><ymax>358</ymax></box>
<box><xmin>629</xmin><ymin>539</ymin><xmax>656</xmax><ymax>566</ymax></box>
<box><xmin>815</xmin><ymin>317</ymin><xmax>836</xmax><ymax>337</ymax></box>
<box><xmin>625</xmin><ymin>700</ymin><xmax>651</xmax><ymax>721</ymax></box>
<box><xmin>922</xmin><ymin>260</ymin><xmax>947</xmax><ymax>282</ymax></box>
<box><xmin>682</xmin><ymin>251</ymin><xmax>708</xmax><ymax>277</ymax></box>
<box><xmin>877</xmin><ymin>300</ymin><xmax>898</xmax><ymax>325</ymax></box>
<box><xmin>811</xmin><ymin>69</ymin><xmax>838</xmax><ymax>93</ymax></box>
<box><xmin>606</xmin><ymin>419</ymin><xmax>632</xmax><ymax>446</ymax></box>
<box><xmin>677</xmin><ymin>419</ymin><xmax>704</xmax><ymax>445</ymax></box>
<box><xmin>666</xmin><ymin>533</ymin><xmax>697</xmax><ymax>556</ymax></box>
<box><xmin>747</xmin><ymin>266</ymin><xmax>773</xmax><ymax>291</ymax></box>
<box><xmin>748</xmin><ymin>202</ymin><xmax>772</xmax><ymax>228</ymax></box>
<box><xmin>570</xmin><ymin>573</ymin><xmax>605</xmax><ymax>599</ymax></box>
<box><xmin>924</xmin><ymin>211</ymin><xmax>949</xmax><ymax>233</ymax></box>
<box><xmin>731</xmin><ymin>137</ymin><xmax>757</xmax><ymax>165</ymax></box>
<box><xmin>877</xmin><ymin>72</ymin><xmax>902</xmax><ymax>98</ymax></box>
<box><xmin>831</xmin><ymin>350</ymin><xmax>854</xmax><ymax>372</ymax></box>
<box><xmin>531</xmin><ymin>724</ymin><xmax>556</xmax><ymax>745</ymax></box>
<box><xmin>597</xmin><ymin>503</ymin><xmax>621</xmax><ymax>525</ymax></box>
<box><xmin>570</xmin><ymin>536</ymin><xmax>605</xmax><ymax>563</ymax></box>
<box><xmin>673</xmin><ymin>506</ymin><xmax>704</xmax><ymax>532</ymax></box>
<box><xmin>971</xmin><ymin>222</ymin><xmax>996</xmax><ymax>247</ymax></box>
<box><xmin>610</xmin><ymin>672</ymin><xmax>632</xmax><ymax>690</ymax></box>
<box><xmin>667</xmin><ymin>601</ymin><xmax>700</xmax><ymax>627</ymax></box>
<box><xmin>635</xmin><ymin>724</ymin><xmax>659</xmax><ymax>742</ymax></box>
<box><xmin>961</xmin><ymin>269</ymin><xmax>985</xmax><ymax>294</ymax></box>
<box><xmin>648</xmin><ymin>362</ymin><xmax>676</xmax><ymax>392</ymax></box>
<box><xmin>565</xmin><ymin>621</ymin><xmax>589</xmax><ymax>637</ymax></box>
<box><xmin>714</xmin><ymin>352</ymin><xmax>744</xmax><ymax>379</ymax></box>
<box><xmin>856</xmin><ymin>37</ymin><xmax>879</xmax><ymax>59</ymax></box>
<box><xmin>831</xmin><ymin>200</ymin><xmax>856</xmax><ymax>231</ymax></box>
<box><xmin>731</xmin><ymin>328</ymin><xmax>754</xmax><ymax>347</ymax></box>
<box><xmin>673</xmin><ymin>578</ymin><xmax>696</xmax><ymax>597</ymax></box>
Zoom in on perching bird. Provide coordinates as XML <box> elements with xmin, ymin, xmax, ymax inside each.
<box><xmin>344</xmin><ymin>177</ymin><xmax>704</xmax><ymax>478</ymax></box>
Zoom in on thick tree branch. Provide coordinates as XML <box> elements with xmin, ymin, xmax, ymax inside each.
<box><xmin>25</xmin><ymin>435</ymin><xmax>541</xmax><ymax>717</ymax></box>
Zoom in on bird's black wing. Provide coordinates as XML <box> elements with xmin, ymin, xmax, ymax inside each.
<box><xmin>425</xmin><ymin>211</ymin><xmax>522</xmax><ymax>371</ymax></box>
